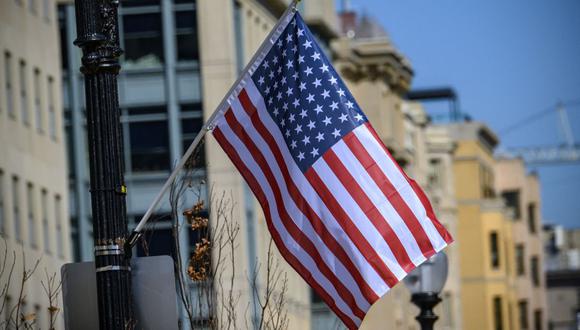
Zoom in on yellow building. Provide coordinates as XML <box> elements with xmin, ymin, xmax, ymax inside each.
<box><xmin>445</xmin><ymin>122</ymin><xmax>517</xmax><ymax>330</ymax></box>
<box><xmin>495</xmin><ymin>157</ymin><xmax>547</xmax><ymax>330</ymax></box>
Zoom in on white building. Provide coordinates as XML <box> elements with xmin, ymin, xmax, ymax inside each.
<box><xmin>0</xmin><ymin>0</ymin><xmax>71</xmax><ymax>328</ymax></box>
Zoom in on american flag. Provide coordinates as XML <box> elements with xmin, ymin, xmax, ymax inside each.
<box><xmin>210</xmin><ymin>11</ymin><xmax>453</xmax><ymax>329</ymax></box>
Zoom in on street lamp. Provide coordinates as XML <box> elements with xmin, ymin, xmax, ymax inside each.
<box><xmin>403</xmin><ymin>252</ymin><xmax>449</xmax><ymax>330</ymax></box>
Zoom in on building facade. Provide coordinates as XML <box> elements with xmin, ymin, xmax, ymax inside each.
<box><xmin>58</xmin><ymin>0</ymin><xmax>337</xmax><ymax>328</ymax></box>
<box><xmin>543</xmin><ymin>225</ymin><xmax>580</xmax><ymax>330</ymax></box>
<box><xmin>0</xmin><ymin>0</ymin><xmax>71</xmax><ymax>328</ymax></box>
<box><xmin>444</xmin><ymin>122</ymin><xmax>517</xmax><ymax>330</ymax></box>
<box><xmin>495</xmin><ymin>157</ymin><xmax>548</xmax><ymax>330</ymax></box>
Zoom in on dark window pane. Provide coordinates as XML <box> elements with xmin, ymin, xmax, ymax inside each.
<box><xmin>516</xmin><ymin>244</ymin><xmax>525</xmax><ymax>276</ymax></box>
<box><xmin>174</xmin><ymin>0</ymin><xmax>195</xmax><ymax>4</ymax></box>
<box><xmin>533</xmin><ymin>310</ymin><xmax>542</xmax><ymax>330</ymax></box>
<box><xmin>519</xmin><ymin>300</ymin><xmax>529</xmax><ymax>330</ymax></box>
<box><xmin>129</xmin><ymin>121</ymin><xmax>170</xmax><ymax>172</ymax></box>
<box><xmin>490</xmin><ymin>231</ymin><xmax>500</xmax><ymax>269</ymax></box>
<box><xmin>122</xmin><ymin>0</ymin><xmax>160</xmax><ymax>7</ymax></box>
<box><xmin>175</xmin><ymin>10</ymin><xmax>198</xmax><ymax>62</ymax></box>
<box><xmin>528</xmin><ymin>203</ymin><xmax>537</xmax><ymax>233</ymax></box>
<box><xmin>531</xmin><ymin>256</ymin><xmax>540</xmax><ymax>287</ymax></box>
<box><xmin>494</xmin><ymin>296</ymin><xmax>503</xmax><ymax>330</ymax></box>
<box><xmin>501</xmin><ymin>190</ymin><xmax>521</xmax><ymax>219</ymax></box>
<box><xmin>182</xmin><ymin>118</ymin><xmax>205</xmax><ymax>167</ymax></box>
<box><xmin>311</xmin><ymin>289</ymin><xmax>323</xmax><ymax>304</ymax></box>
<box><xmin>128</xmin><ymin>106</ymin><xmax>166</xmax><ymax>115</ymax></box>
<box><xmin>58</xmin><ymin>5</ymin><xmax>68</xmax><ymax>70</ymax></box>
<box><xmin>123</xmin><ymin>13</ymin><xmax>164</xmax><ymax>67</ymax></box>
<box><xmin>137</xmin><ymin>228</ymin><xmax>174</xmax><ymax>257</ymax></box>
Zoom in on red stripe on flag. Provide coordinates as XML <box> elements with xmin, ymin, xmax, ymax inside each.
<box><xmin>322</xmin><ymin>149</ymin><xmax>415</xmax><ymax>273</ymax></box>
<box><xmin>304</xmin><ymin>168</ymin><xmax>399</xmax><ymax>288</ymax></box>
<box><xmin>238</xmin><ymin>89</ymin><xmax>380</xmax><ymax>304</ymax></box>
<box><xmin>213</xmin><ymin>127</ymin><xmax>359</xmax><ymax>329</ymax></box>
<box><xmin>364</xmin><ymin>123</ymin><xmax>453</xmax><ymax>244</ymax></box>
<box><xmin>223</xmin><ymin>110</ymin><xmax>367</xmax><ymax>320</ymax></box>
<box><xmin>342</xmin><ymin>132</ymin><xmax>436</xmax><ymax>259</ymax></box>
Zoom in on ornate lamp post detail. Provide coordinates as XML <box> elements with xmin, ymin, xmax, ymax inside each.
<box><xmin>73</xmin><ymin>0</ymin><xmax>133</xmax><ymax>328</ymax></box>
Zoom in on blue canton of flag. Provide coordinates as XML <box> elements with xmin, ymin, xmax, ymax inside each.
<box><xmin>250</xmin><ymin>16</ymin><xmax>368</xmax><ymax>172</ymax></box>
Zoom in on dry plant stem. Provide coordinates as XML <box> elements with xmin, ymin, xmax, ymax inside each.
<box><xmin>143</xmin><ymin>147</ymin><xmax>288</xmax><ymax>330</ymax></box>
<box><xmin>169</xmin><ymin>173</ymin><xmax>195</xmax><ymax>328</ymax></box>
<box><xmin>0</xmin><ymin>236</ymin><xmax>16</xmax><ymax>322</ymax></box>
<box><xmin>14</xmin><ymin>250</ymin><xmax>40</xmax><ymax>330</ymax></box>
<box><xmin>41</xmin><ymin>269</ymin><xmax>63</xmax><ymax>330</ymax></box>
<box><xmin>252</xmin><ymin>239</ymin><xmax>289</xmax><ymax>330</ymax></box>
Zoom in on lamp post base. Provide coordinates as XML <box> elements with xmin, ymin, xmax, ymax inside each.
<box><xmin>411</xmin><ymin>292</ymin><xmax>442</xmax><ymax>330</ymax></box>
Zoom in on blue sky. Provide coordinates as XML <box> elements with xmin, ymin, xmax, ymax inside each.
<box><xmin>342</xmin><ymin>0</ymin><xmax>580</xmax><ymax>227</ymax></box>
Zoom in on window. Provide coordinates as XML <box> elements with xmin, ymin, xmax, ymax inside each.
<box><xmin>533</xmin><ymin>310</ymin><xmax>542</xmax><ymax>330</ymax></box>
<box><xmin>55</xmin><ymin>194</ymin><xmax>63</xmax><ymax>257</ymax></box>
<box><xmin>501</xmin><ymin>190</ymin><xmax>521</xmax><ymax>219</ymax></box>
<box><xmin>0</xmin><ymin>170</ymin><xmax>4</xmax><ymax>234</ymax></box>
<box><xmin>42</xmin><ymin>189</ymin><xmax>50</xmax><ymax>253</ymax></box>
<box><xmin>518</xmin><ymin>300</ymin><xmax>529</xmax><ymax>330</ymax></box>
<box><xmin>528</xmin><ymin>203</ymin><xmax>537</xmax><ymax>234</ymax></box>
<box><xmin>480</xmin><ymin>165</ymin><xmax>495</xmax><ymax>198</ymax></box>
<box><xmin>19</xmin><ymin>60</ymin><xmax>29</xmax><ymax>125</ymax></box>
<box><xmin>122</xmin><ymin>12</ymin><xmax>164</xmax><ymax>68</ymax></box>
<box><xmin>493</xmin><ymin>296</ymin><xmax>503</xmax><ymax>330</ymax></box>
<box><xmin>28</xmin><ymin>0</ymin><xmax>36</xmax><ymax>14</ymax></box>
<box><xmin>34</xmin><ymin>69</ymin><xmax>42</xmax><ymax>132</ymax></box>
<box><xmin>175</xmin><ymin>8</ymin><xmax>199</xmax><ymax>63</ymax></box>
<box><xmin>58</xmin><ymin>6</ymin><xmax>68</xmax><ymax>70</ymax></box>
<box><xmin>48</xmin><ymin>76</ymin><xmax>56</xmax><ymax>140</ymax></box>
<box><xmin>4</xmin><ymin>52</ymin><xmax>14</xmax><ymax>116</ymax></box>
<box><xmin>490</xmin><ymin>231</ymin><xmax>500</xmax><ymax>269</ymax></box>
<box><xmin>122</xmin><ymin>0</ymin><xmax>159</xmax><ymax>7</ymax></box>
<box><xmin>42</xmin><ymin>0</ymin><xmax>50</xmax><ymax>20</ymax></box>
<box><xmin>27</xmin><ymin>183</ymin><xmax>37</xmax><ymax>248</ymax></box>
<box><xmin>428</xmin><ymin>158</ymin><xmax>443</xmax><ymax>189</ymax></box>
<box><xmin>181</xmin><ymin>117</ymin><xmax>204</xmax><ymax>168</ymax></box>
<box><xmin>12</xmin><ymin>176</ymin><xmax>21</xmax><ymax>242</ymax></box>
<box><xmin>516</xmin><ymin>244</ymin><xmax>525</xmax><ymax>275</ymax></box>
<box><xmin>531</xmin><ymin>256</ymin><xmax>540</xmax><ymax>287</ymax></box>
<box><xmin>129</xmin><ymin>120</ymin><xmax>170</xmax><ymax>172</ymax></box>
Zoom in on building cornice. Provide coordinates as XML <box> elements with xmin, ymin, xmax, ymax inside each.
<box><xmin>331</xmin><ymin>37</ymin><xmax>413</xmax><ymax>95</ymax></box>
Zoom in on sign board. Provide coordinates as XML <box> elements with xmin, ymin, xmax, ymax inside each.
<box><xmin>61</xmin><ymin>256</ymin><xmax>179</xmax><ymax>330</ymax></box>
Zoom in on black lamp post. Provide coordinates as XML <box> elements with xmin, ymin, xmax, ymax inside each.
<box><xmin>403</xmin><ymin>252</ymin><xmax>449</xmax><ymax>330</ymax></box>
<box><xmin>73</xmin><ymin>0</ymin><xmax>133</xmax><ymax>328</ymax></box>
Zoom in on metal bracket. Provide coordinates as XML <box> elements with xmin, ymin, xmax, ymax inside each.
<box><xmin>95</xmin><ymin>265</ymin><xmax>131</xmax><ymax>273</ymax></box>
<box><xmin>94</xmin><ymin>244</ymin><xmax>123</xmax><ymax>256</ymax></box>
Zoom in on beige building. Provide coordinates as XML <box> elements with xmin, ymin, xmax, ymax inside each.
<box><xmin>199</xmin><ymin>0</ymin><xmax>338</xmax><ymax>328</ymax></box>
<box><xmin>0</xmin><ymin>0</ymin><xmax>71</xmax><ymax>328</ymax></box>
<box><xmin>495</xmin><ymin>157</ymin><xmax>548</xmax><ymax>330</ymax></box>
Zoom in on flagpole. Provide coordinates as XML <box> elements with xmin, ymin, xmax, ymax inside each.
<box><xmin>126</xmin><ymin>0</ymin><xmax>302</xmax><ymax>250</ymax></box>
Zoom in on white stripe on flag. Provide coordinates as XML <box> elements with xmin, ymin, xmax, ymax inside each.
<box><xmin>311</xmin><ymin>158</ymin><xmax>408</xmax><ymax>280</ymax></box>
<box><xmin>243</xmin><ymin>79</ymin><xmax>391</xmax><ymax>294</ymax></box>
<box><xmin>331</xmin><ymin>139</ymin><xmax>427</xmax><ymax>266</ymax></box>
<box><xmin>228</xmin><ymin>96</ymin><xmax>372</xmax><ymax>312</ymax></box>
<box><xmin>216</xmin><ymin>121</ymin><xmax>362</xmax><ymax>325</ymax></box>
<box><xmin>352</xmin><ymin>125</ymin><xmax>448</xmax><ymax>251</ymax></box>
